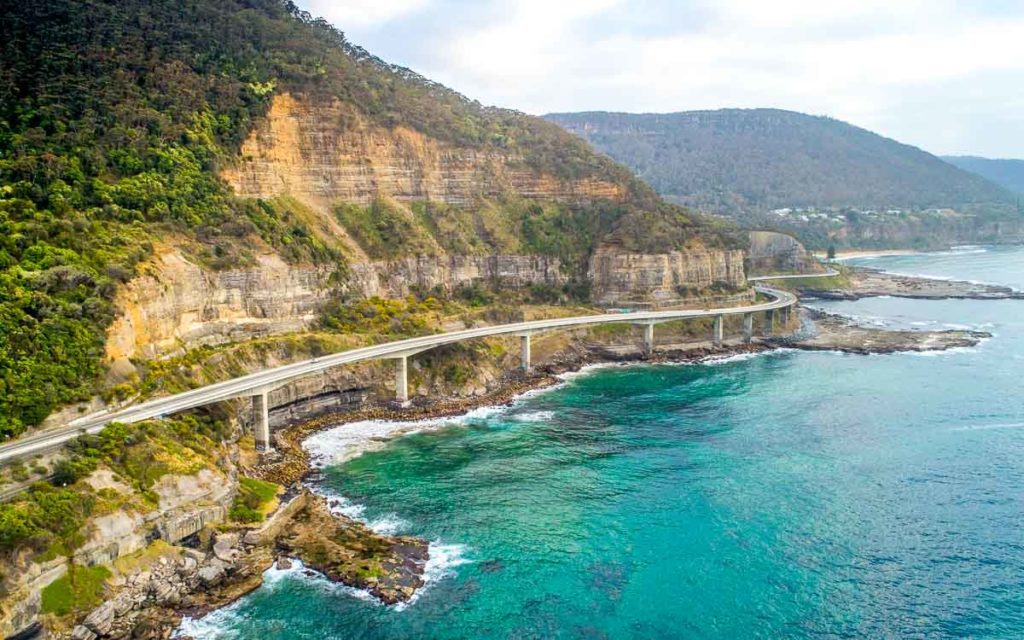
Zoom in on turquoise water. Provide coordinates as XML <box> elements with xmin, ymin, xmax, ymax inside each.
<box><xmin>180</xmin><ymin>247</ymin><xmax>1024</xmax><ymax>639</ymax></box>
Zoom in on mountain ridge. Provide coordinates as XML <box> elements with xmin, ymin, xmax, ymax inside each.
<box><xmin>942</xmin><ymin>156</ymin><xmax>1024</xmax><ymax>195</ymax></box>
<box><xmin>545</xmin><ymin>108</ymin><xmax>1017</xmax><ymax>214</ymax></box>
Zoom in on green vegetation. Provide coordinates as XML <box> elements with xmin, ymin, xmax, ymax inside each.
<box><xmin>334</xmin><ymin>200</ymin><xmax>441</xmax><ymax>260</ymax></box>
<box><xmin>0</xmin><ymin>416</ymin><xmax>225</xmax><ymax>556</ymax></box>
<box><xmin>230</xmin><ymin>476</ymin><xmax>281</xmax><ymax>524</ymax></box>
<box><xmin>0</xmin><ymin>0</ymin><xmax>740</xmax><ymax>438</ymax></box>
<box><xmin>40</xmin><ymin>564</ymin><xmax>111</xmax><ymax>617</ymax></box>
<box><xmin>548</xmin><ymin>109</ymin><xmax>1018</xmax><ymax>215</ymax></box>
<box><xmin>943</xmin><ymin>156</ymin><xmax>1024</xmax><ymax>195</ymax></box>
<box><xmin>320</xmin><ymin>295</ymin><xmax>445</xmax><ymax>337</ymax></box>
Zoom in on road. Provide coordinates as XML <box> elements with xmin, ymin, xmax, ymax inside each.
<box><xmin>0</xmin><ymin>286</ymin><xmax>796</xmax><ymax>463</ymax></box>
<box><xmin>748</xmin><ymin>268</ymin><xmax>840</xmax><ymax>282</ymax></box>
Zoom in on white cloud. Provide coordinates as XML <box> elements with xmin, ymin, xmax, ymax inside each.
<box><xmin>300</xmin><ymin>0</ymin><xmax>1024</xmax><ymax>156</ymax></box>
<box><xmin>301</xmin><ymin>0</ymin><xmax>428</xmax><ymax>28</ymax></box>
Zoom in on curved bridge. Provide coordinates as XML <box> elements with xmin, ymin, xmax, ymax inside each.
<box><xmin>0</xmin><ymin>286</ymin><xmax>797</xmax><ymax>461</ymax></box>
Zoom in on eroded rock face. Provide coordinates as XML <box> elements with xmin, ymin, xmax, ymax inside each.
<box><xmin>747</xmin><ymin>231</ymin><xmax>821</xmax><ymax>275</ymax></box>
<box><xmin>106</xmin><ymin>249</ymin><xmax>335</xmax><ymax>361</ymax></box>
<box><xmin>588</xmin><ymin>244</ymin><xmax>746</xmax><ymax>305</ymax></box>
<box><xmin>221</xmin><ymin>93</ymin><xmax>625</xmax><ymax>207</ymax></box>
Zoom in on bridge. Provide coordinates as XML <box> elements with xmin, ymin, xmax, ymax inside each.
<box><xmin>0</xmin><ymin>285</ymin><xmax>802</xmax><ymax>462</ymax></box>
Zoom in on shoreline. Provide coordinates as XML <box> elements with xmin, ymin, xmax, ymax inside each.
<box><xmin>169</xmin><ymin>306</ymin><xmax>993</xmax><ymax>635</ymax></box>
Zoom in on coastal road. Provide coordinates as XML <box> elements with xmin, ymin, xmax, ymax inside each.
<box><xmin>748</xmin><ymin>268</ymin><xmax>840</xmax><ymax>282</ymax></box>
<box><xmin>0</xmin><ymin>286</ymin><xmax>796</xmax><ymax>463</ymax></box>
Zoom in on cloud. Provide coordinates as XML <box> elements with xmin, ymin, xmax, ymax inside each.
<box><xmin>300</xmin><ymin>0</ymin><xmax>428</xmax><ymax>28</ymax></box>
<box><xmin>297</xmin><ymin>0</ymin><xmax>1024</xmax><ymax>157</ymax></box>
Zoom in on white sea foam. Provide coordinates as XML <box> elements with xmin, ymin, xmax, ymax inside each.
<box><xmin>951</xmin><ymin>422</ymin><xmax>1024</xmax><ymax>432</ymax></box>
<box><xmin>698</xmin><ymin>351</ymin><xmax>771</xmax><ymax>366</ymax></box>
<box><xmin>512</xmin><ymin>410</ymin><xmax>556</xmax><ymax>423</ymax></box>
<box><xmin>174</xmin><ymin>542</ymin><xmax>473</xmax><ymax>638</ymax></box>
<box><xmin>393</xmin><ymin>541</ymin><xmax>472</xmax><ymax>611</ymax></box>
<box><xmin>173</xmin><ymin>559</ymin><xmax>380</xmax><ymax>639</ymax></box>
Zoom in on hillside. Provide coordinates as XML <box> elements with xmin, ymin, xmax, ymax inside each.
<box><xmin>546</xmin><ymin>109</ymin><xmax>1022</xmax><ymax>247</ymax></box>
<box><xmin>943</xmin><ymin>156</ymin><xmax>1024</xmax><ymax>195</ymax></box>
<box><xmin>0</xmin><ymin>0</ymin><xmax>743</xmax><ymax>437</ymax></box>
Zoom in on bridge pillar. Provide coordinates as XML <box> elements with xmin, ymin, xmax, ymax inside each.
<box><xmin>643</xmin><ymin>323</ymin><xmax>655</xmax><ymax>357</ymax></box>
<box><xmin>780</xmin><ymin>305</ymin><xmax>791</xmax><ymax>327</ymax></box>
<box><xmin>743</xmin><ymin>313</ymin><xmax>754</xmax><ymax>343</ymax></box>
<box><xmin>395</xmin><ymin>355</ymin><xmax>409</xmax><ymax>404</ymax></box>
<box><xmin>713</xmin><ymin>315</ymin><xmax>724</xmax><ymax>347</ymax></box>
<box><xmin>252</xmin><ymin>391</ymin><xmax>271</xmax><ymax>452</ymax></box>
<box><xmin>764</xmin><ymin>309</ymin><xmax>776</xmax><ymax>337</ymax></box>
<box><xmin>520</xmin><ymin>334</ymin><xmax>532</xmax><ymax>372</ymax></box>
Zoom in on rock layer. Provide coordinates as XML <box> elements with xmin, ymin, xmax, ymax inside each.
<box><xmin>588</xmin><ymin>244</ymin><xmax>746</xmax><ymax>305</ymax></box>
<box><xmin>222</xmin><ymin>93</ymin><xmax>625</xmax><ymax>207</ymax></box>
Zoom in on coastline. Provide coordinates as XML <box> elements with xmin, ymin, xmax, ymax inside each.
<box><xmin>168</xmin><ymin>296</ymin><xmax>994</xmax><ymax>636</ymax></box>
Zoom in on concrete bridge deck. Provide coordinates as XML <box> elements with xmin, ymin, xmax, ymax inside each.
<box><xmin>0</xmin><ymin>286</ymin><xmax>797</xmax><ymax>462</ymax></box>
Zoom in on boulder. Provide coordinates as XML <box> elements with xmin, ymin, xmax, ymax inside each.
<box><xmin>83</xmin><ymin>601</ymin><xmax>116</xmax><ymax>636</ymax></box>
<box><xmin>71</xmin><ymin>625</ymin><xmax>98</xmax><ymax>640</ymax></box>
<box><xmin>213</xmin><ymin>533</ymin><xmax>240</xmax><ymax>562</ymax></box>
<box><xmin>197</xmin><ymin>561</ymin><xmax>227</xmax><ymax>587</ymax></box>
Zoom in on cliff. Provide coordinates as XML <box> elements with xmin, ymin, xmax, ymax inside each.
<box><xmin>0</xmin><ymin>0</ymin><xmax>747</xmax><ymax>435</ymax></box>
<box><xmin>223</xmin><ymin>93</ymin><xmax>626</xmax><ymax>210</ymax></box>
<box><xmin>589</xmin><ymin>243</ymin><xmax>746</xmax><ymax>305</ymax></box>
<box><xmin>747</xmin><ymin>231</ymin><xmax>824</xmax><ymax>276</ymax></box>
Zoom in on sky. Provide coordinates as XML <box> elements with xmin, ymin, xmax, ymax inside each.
<box><xmin>299</xmin><ymin>0</ymin><xmax>1024</xmax><ymax>158</ymax></box>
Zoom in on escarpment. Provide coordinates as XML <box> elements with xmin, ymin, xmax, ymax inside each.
<box><xmin>222</xmin><ymin>93</ymin><xmax>627</xmax><ymax>208</ymax></box>
<box><xmin>589</xmin><ymin>243</ymin><xmax>747</xmax><ymax>305</ymax></box>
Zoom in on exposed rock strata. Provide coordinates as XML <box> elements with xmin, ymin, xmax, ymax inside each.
<box><xmin>747</xmin><ymin>230</ymin><xmax>824</xmax><ymax>275</ymax></box>
<box><xmin>222</xmin><ymin>93</ymin><xmax>625</xmax><ymax>207</ymax></box>
<box><xmin>588</xmin><ymin>244</ymin><xmax>746</xmax><ymax>305</ymax></box>
<box><xmin>106</xmin><ymin>248</ymin><xmax>335</xmax><ymax>361</ymax></box>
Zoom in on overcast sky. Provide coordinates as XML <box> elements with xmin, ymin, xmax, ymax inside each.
<box><xmin>300</xmin><ymin>0</ymin><xmax>1024</xmax><ymax>158</ymax></box>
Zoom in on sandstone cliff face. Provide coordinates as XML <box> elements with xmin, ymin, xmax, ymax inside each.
<box><xmin>106</xmin><ymin>248</ymin><xmax>336</xmax><ymax>361</ymax></box>
<box><xmin>589</xmin><ymin>244</ymin><xmax>746</xmax><ymax>305</ymax></box>
<box><xmin>747</xmin><ymin>231</ymin><xmax>822</xmax><ymax>275</ymax></box>
<box><xmin>106</xmin><ymin>250</ymin><xmax>564</xmax><ymax>360</ymax></box>
<box><xmin>222</xmin><ymin>93</ymin><xmax>625</xmax><ymax>207</ymax></box>
<box><xmin>348</xmin><ymin>254</ymin><xmax>564</xmax><ymax>298</ymax></box>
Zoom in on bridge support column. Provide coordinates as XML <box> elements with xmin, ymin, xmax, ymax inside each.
<box><xmin>780</xmin><ymin>305</ymin><xmax>791</xmax><ymax>327</ymax></box>
<box><xmin>643</xmin><ymin>323</ymin><xmax>655</xmax><ymax>357</ymax></box>
<box><xmin>743</xmin><ymin>313</ymin><xmax>754</xmax><ymax>344</ymax></box>
<box><xmin>395</xmin><ymin>356</ymin><xmax>409</xmax><ymax>404</ymax></box>
<box><xmin>520</xmin><ymin>334</ymin><xmax>532</xmax><ymax>372</ymax></box>
<box><xmin>764</xmin><ymin>310</ymin><xmax>776</xmax><ymax>337</ymax></box>
<box><xmin>252</xmin><ymin>391</ymin><xmax>271</xmax><ymax>452</ymax></box>
<box><xmin>713</xmin><ymin>315</ymin><xmax>724</xmax><ymax>347</ymax></box>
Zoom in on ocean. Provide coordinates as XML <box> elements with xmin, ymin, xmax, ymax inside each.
<box><xmin>178</xmin><ymin>245</ymin><xmax>1024</xmax><ymax>639</ymax></box>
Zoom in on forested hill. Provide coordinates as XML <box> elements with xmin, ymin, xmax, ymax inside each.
<box><xmin>0</xmin><ymin>0</ymin><xmax>739</xmax><ymax>437</ymax></box>
<box><xmin>943</xmin><ymin>156</ymin><xmax>1024</xmax><ymax>195</ymax></box>
<box><xmin>545</xmin><ymin>109</ymin><xmax>1017</xmax><ymax>216</ymax></box>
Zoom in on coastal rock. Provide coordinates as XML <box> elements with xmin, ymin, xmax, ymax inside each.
<box><xmin>82</xmin><ymin>601</ymin><xmax>116</xmax><ymax>636</ymax></box>
<box><xmin>197</xmin><ymin>561</ymin><xmax>227</xmax><ymax>588</ymax></box>
<box><xmin>71</xmin><ymin>625</ymin><xmax>98</xmax><ymax>640</ymax></box>
<box><xmin>276</xmin><ymin>493</ymin><xmax>429</xmax><ymax>605</ymax></box>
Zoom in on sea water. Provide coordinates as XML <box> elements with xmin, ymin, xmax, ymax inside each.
<box><xmin>178</xmin><ymin>245</ymin><xmax>1024</xmax><ymax>639</ymax></box>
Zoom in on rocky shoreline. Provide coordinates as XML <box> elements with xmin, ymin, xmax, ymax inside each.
<box><xmin>59</xmin><ymin>301</ymin><xmax>995</xmax><ymax>640</ymax></box>
<box><xmin>802</xmin><ymin>267</ymin><xmax>1024</xmax><ymax>300</ymax></box>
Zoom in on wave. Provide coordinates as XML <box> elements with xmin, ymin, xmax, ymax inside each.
<box><xmin>393</xmin><ymin>542</ymin><xmax>471</xmax><ymax>611</ymax></box>
<box><xmin>174</xmin><ymin>542</ymin><xmax>473</xmax><ymax>638</ymax></box>
<box><xmin>173</xmin><ymin>559</ymin><xmax>380</xmax><ymax>639</ymax></box>
<box><xmin>950</xmin><ymin>422</ymin><xmax>1024</xmax><ymax>432</ymax></box>
<box><xmin>511</xmin><ymin>410</ymin><xmax>556</xmax><ymax>423</ymax></box>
